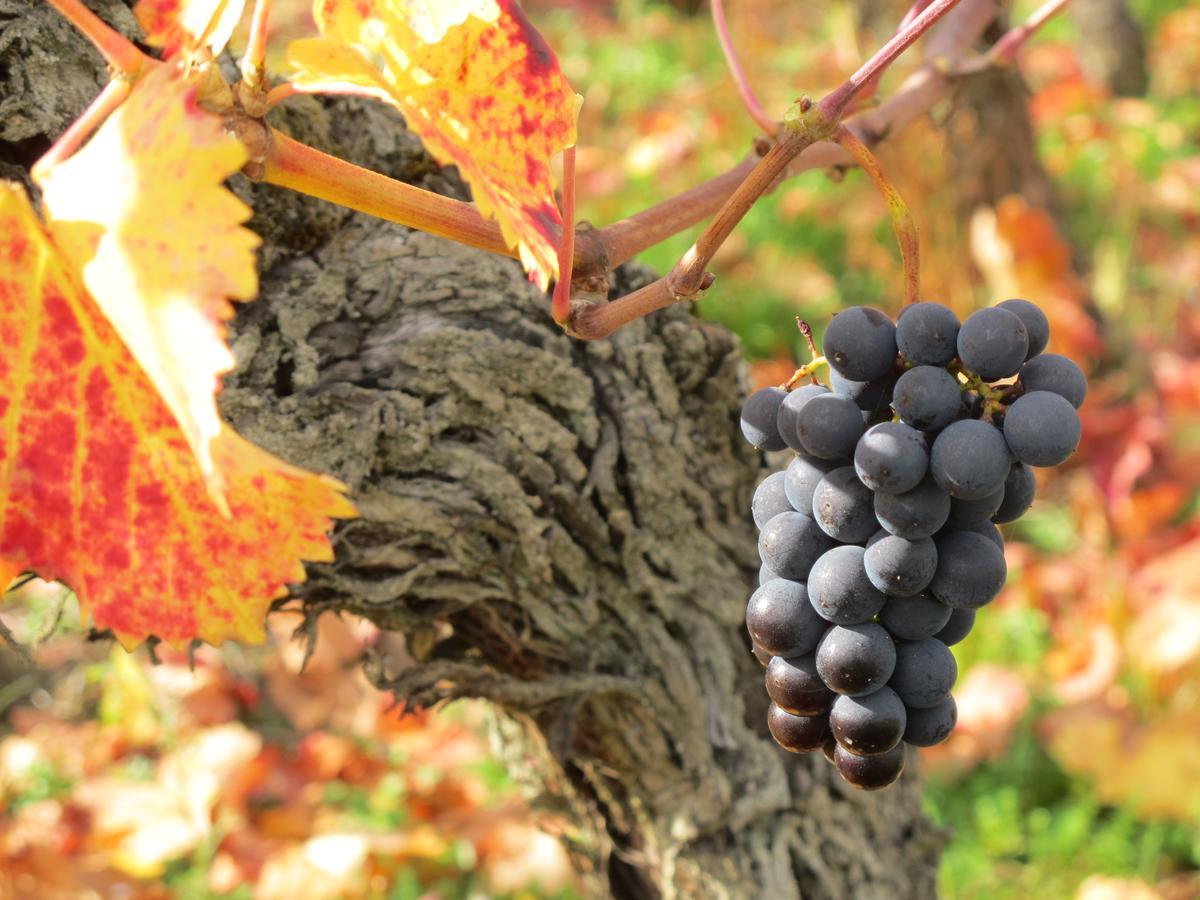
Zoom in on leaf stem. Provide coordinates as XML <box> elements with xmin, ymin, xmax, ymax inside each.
<box><xmin>833</xmin><ymin>124</ymin><xmax>919</xmax><ymax>306</ymax></box>
<box><xmin>44</xmin><ymin>0</ymin><xmax>150</xmax><ymax>75</ymax></box>
<box><xmin>818</xmin><ymin>0</ymin><xmax>966</xmax><ymax>122</ymax></box>
<box><xmin>956</xmin><ymin>0</ymin><xmax>1070</xmax><ymax>73</ymax></box>
<box><xmin>264</xmin><ymin>81</ymin><xmax>302</xmax><ymax>110</ymax></box>
<box><xmin>712</xmin><ymin>0</ymin><xmax>777</xmax><ymax>136</ymax></box>
<box><xmin>260</xmin><ymin>130</ymin><xmax>516</xmax><ymax>259</ymax></box>
<box><xmin>31</xmin><ymin>77</ymin><xmax>132</xmax><ymax>180</ymax></box>
<box><xmin>551</xmin><ymin>146</ymin><xmax>577</xmax><ymax>325</ymax></box>
<box><xmin>240</xmin><ymin>0</ymin><xmax>273</xmax><ymax>91</ymax></box>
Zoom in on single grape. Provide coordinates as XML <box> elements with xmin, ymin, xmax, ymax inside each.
<box><xmin>822</xmin><ymin>306</ymin><xmax>898</xmax><ymax>381</ymax></box>
<box><xmin>878</xmin><ymin>591</ymin><xmax>953</xmax><ymax>640</ymax></box>
<box><xmin>1018</xmin><ymin>353</ymin><xmax>1087</xmax><ymax>409</ymax></box>
<box><xmin>783</xmin><ymin>454</ymin><xmax>841</xmax><ymax>513</ymax></box>
<box><xmin>958</xmin><ymin>520</ymin><xmax>1004</xmax><ymax>551</ymax></box>
<box><xmin>946</xmin><ymin>485</ymin><xmax>1005</xmax><ymax>527</ymax></box>
<box><xmin>766</xmin><ymin>652</ymin><xmax>836</xmax><ymax>716</ymax></box>
<box><xmin>864</xmin><ymin>532</ymin><xmax>938</xmax><ymax>597</ymax></box>
<box><xmin>892</xmin><ymin>366</ymin><xmax>962</xmax><ymax>433</ymax></box>
<box><xmin>854</xmin><ymin>422</ymin><xmax>929</xmax><ymax>494</ymax></box>
<box><xmin>822</xmin><ymin>736</ymin><xmax>838</xmax><ymax>765</ymax></box>
<box><xmin>746</xmin><ymin>578</ymin><xmax>828</xmax><ymax>657</ymax></box>
<box><xmin>903</xmin><ymin>695</ymin><xmax>958</xmax><ymax>747</ymax></box>
<box><xmin>834</xmin><ymin>741</ymin><xmax>905</xmax><ymax>790</ymax></box>
<box><xmin>776</xmin><ymin>383</ymin><xmax>830</xmax><ymax>452</ymax></box>
<box><xmin>957</xmin><ymin>307</ymin><xmax>1029</xmax><ymax>380</ymax></box>
<box><xmin>895</xmin><ymin>301</ymin><xmax>960</xmax><ymax>367</ymax></box>
<box><xmin>993</xmin><ymin>463</ymin><xmax>1036</xmax><ymax>524</ymax></box>
<box><xmin>930</xmin><ymin>530</ymin><xmax>1007</xmax><ymax>609</ymax></box>
<box><xmin>758</xmin><ymin>562</ymin><xmax>779</xmax><ymax>586</ymax></box>
<box><xmin>930</xmin><ymin>419</ymin><xmax>1012</xmax><ymax>499</ymax></box>
<box><xmin>796</xmin><ymin>393</ymin><xmax>865</xmax><ymax>460</ymax></box>
<box><xmin>758</xmin><ymin>512</ymin><xmax>836</xmax><ymax>582</ymax></box>
<box><xmin>767</xmin><ymin>702</ymin><xmax>830</xmax><ymax>753</ymax></box>
<box><xmin>1003</xmin><ymin>391</ymin><xmax>1081</xmax><ymax>467</ymax></box>
<box><xmin>874</xmin><ymin>474</ymin><xmax>951</xmax><ymax>540</ymax></box>
<box><xmin>808</xmin><ymin>545</ymin><xmax>889</xmax><ymax>625</ymax></box>
<box><xmin>811</xmin><ymin>466</ymin><xmax>879</xmax><ymax>543</ymax></box>
<box><xmin>830</xmin><ymin>686</ymin><xmax>907</xmax><ymax>756</ymax></box>
<box><xmin>816</xmin><ymin>623</ymin><xmax>896</xmax><ymax>696</ymax></box>
<box><xmin>933</xmin><ymin>608</ymin><xmax>976</xmax><ymax>646</ymax></box>
<box><xmin>741</xmin><ymin>386</ymin><xmax>787</xmax><ymax>451</ymax></box>
<box><xmin>831</xmin><ymin>369</ymin><xmax>898</xmax><ymax>421</ymax></box>
<box><xmin>751</xmin><ymin>471</ymin><xmax>792</xmax><ymax>529</ymax></box>
<box><xmin>997</xmin><ymin>298</ymin><xmax>1049</xmax><ymax>359</ymax></box>
<box><xmin>889</xmin><ymin>638</ymin><xmax>958</xmax><ymax>708</ymax></box>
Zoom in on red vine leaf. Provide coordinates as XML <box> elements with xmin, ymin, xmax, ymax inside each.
<box><xmin>134</xmin><ymin>0</ymin><xmax>249</xmax><ymax>59</ymax></box>
<box><xmin>0</xmin><ymin>183</ymin><xmax>355</xmax><ymax>649</ymax></box>
<box><xmin>287</xmin><ymin>0</ymin><xmax>580</xmax><ymax>290</ymax></box>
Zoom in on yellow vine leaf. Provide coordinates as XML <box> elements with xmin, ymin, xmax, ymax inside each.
<box><xmin>37</xmin><ymin>65</ymin><xmax>259</xmax><ymax>505</ymax></box>
<box><xmin>0</xmin><ymin>183</ymin><xmax>356</xmax><ymax>649</ymax></box>
<box><xmin>134</xmin><ymin>0</ymin><xmax>248</xmax><ymax>59</ymax></box>
<box><xmin>287</xmin><ymin>0</ymin><xmax>580</xmax><ymax>290</ymax></box>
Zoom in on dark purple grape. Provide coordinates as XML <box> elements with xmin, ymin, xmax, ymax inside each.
<box><xmin>777</xmin><ymin>383</ymin><xmax>830</xmax><ymax>451</ymax></box>
<box><xmin>1003</xmin><ymin>391</ymin><xmax>1081</xmax><ymax>467</ymax></box>
<box><xmin>1018</xmin><ymin>353</ymin><xmax>1087</xmax><ymax>409</ymax></box>
<box><xmin>854</xmin><ymin>422</ymin><xmax>928</xmax><ymax>494</ymax></box>
<box><xmin>816</xmin><ymin>623</ymin><xmax>896</xmax><ymax>697</ymax></box>
<box><xmin>830</xmin><ymin>368</ymin><xmax>897</xmax><ymax>416</ymax></box>
<box><xmin>934</xmin><ymin>608</ymin><xmax>976</xmax><ymax>646</ymax></box>
<box><xmin>993</xmin><ymin>462</ymin><xmax>1036</xmax><ymax>524</ymax></box>
<box><xmin>811</xmin><ymin>467</ymin><xmax>878</xmax><ymax>543</ymax></box>
<box><xmin>879</xmin><ymin>591</ymin><xmax>953</xmax><ymax>640</ymax></box>
<box><xmin>834</xmin><ymin>741</ymin><xmax>905</xmax><ymax>790</ymax></box>
<box><xmin>783</xmin><ymin>454</ymin><xmax>841</xmax><ymax>513</ymax></box>
<box><xmin>930</xmin><ymin>419</ymin><xmax>1012</xmax><ymax>500</ymax></box>
<box><xmin>822</xmin><ymin>736</ymin><xmax>838</xmax><ymax>765</ymax></box>
<box><xmin>751</xmin><ymin>471</ymin><xmax>792</xmax><ymax>529</ymax></box>
<box><xmin>895</xmin><ymin>301</ymin><xmax>960</xmax><ymax>367</ymax></box>
<box><xmin>930</xmin><ymin>530</ymin><xmax>1007</xmax><ymax>610</ymax></box>
<box><xmin>752</xmin><ymin>643</ymin><xmax>773</xmax><ymax>667</ymax></box>
<box><xmin>822</xmin><ymin>306</ymin><xmax>898</xmax><ymax>382</ymax></box>
<box><xmin>830</xmin><ymin>686</ymin><xmax>907</xmax><ymax>756</ymax></box>
<box><xmin>746</xmin><ymin>578</ymin><xmax>828</xmax><ymax>657</ymax></box>
<box><xmin>796</xmin><ymin>393</ymin><xmax>865</xmax><ymax>460</ymax></box>
<box><xmin>957</xmin><ymin>307</ymin><xmax>1029</xmax><ymax>380</ymax></box>
<box><xmin>864</xmin><ymin>532</ymin><xmax>937</xmax><ymax>597</ymax></box>
<box><xmin>808</xmin><ymin>545</ymin><xmax>888</xmax><ymax>625</ymax></box>
<box><xmin>892</xmin><ymin>365</ymin><xmax>962</xmax><ymax>433</ymax></box>
<box><xmin>767</xmin><ymin>702</ymin><xmax>830</xmax><ymax>753</ymax></box>
<box><xmin>759</xmin><ymin>562</ymin><xmax>779</xmax><ymax>585</ymax></box>
<box><xmin>997</xmin><ymin>298</ymin><xmax>1049</xmax><ymax>359</ymax></box>
<box><xmin>889</xmin><ymin>638</ymin><xmax>958</xmax><ymax>708</ymax></box>
<box><xmin>904</xmin><ymin>695</ymin><xmax>958</xmax><ymax>747</ymax></box>
<box><xmin>958</xmin><ymin>520</ymin><xmax>1004</xmax><ymax>551</ymax></box>
<box><xmin>766</xmin><ymin>652</ymin><xmax>835</xmax><ymax>716</ymax></box>
<box><xmin>874</xmin><ymin>474</ymin><xmax>951</xmax><ymax>540</ymax></box>
<box><xmin>758</xmin><ymin>512</ymin><xmax>836</xmax><ymax>582</ymax></box>
<box><xmin>741</xmin><ymin>386</ymin><xmax>787</xmax><ymax>451</ymax></box>
<box><xmin>947</xmin><ymin>485</ymin><xmax>1005</xmax><ymax>527</ymax></box>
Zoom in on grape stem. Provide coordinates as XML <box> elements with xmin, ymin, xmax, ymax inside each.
<box><xmin>833</xmin><ymin>124</ymin><xmax>920</xmax><ymax>307</ymax></box>
<box><xmin>783</xmin><ymin>356</ymin><xmax>828</xmax><ymax>391</ymax></box>
<box><xmin>712</xmin><ymin>0</ymin><xmax>777</xmax><ymax>136</ymax></box>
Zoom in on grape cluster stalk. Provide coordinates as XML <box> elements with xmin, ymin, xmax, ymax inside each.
<box><xmin>741</xmin><ymin>300</ymin><xmax>1086</xmax><ymax>789</ymax></box>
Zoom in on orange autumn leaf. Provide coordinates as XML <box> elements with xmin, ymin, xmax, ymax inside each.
<box><xmin>0</xmin><ymin>183</ymin><xmax>355</xmax><ymax>648</ymax></box>
<box><xmin>287</xmin><ymin>0</ymin><xmax>579</xmax><ymax>290</ymax></box>
<box><xmin>135</xmin><ymin>0</ymin><xmax>248</xmax><ymax>58</ymax></box>
<box><xmin>37</xmin><ymin>65</ymin><xmax>259</xmax><ymax>504</ymax></box>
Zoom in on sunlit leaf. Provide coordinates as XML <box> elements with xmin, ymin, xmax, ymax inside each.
<box><xmin>287</xmin><ymin>0</ymin><xmax>579</xmax><ymax>290</ymax></box>
<box><xmin>135</xmin><ymin>0</ymin><xmax>249</xmax><ymax>59</ymax></box>
<box><xmin>36</xmin><ymin>65</ymin><xmax>259</xmax><ymax>504</ymax></box>
<box><xmin>0</xmin><ymin>183</ymin><xmax>355</xmax><ymax>648</ymax></box>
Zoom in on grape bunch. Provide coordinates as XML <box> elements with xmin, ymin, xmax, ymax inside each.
<box><xmin>740</xmin><ymin>300</ymin><xmax>1085</xmax><ymax>790</ymax></box>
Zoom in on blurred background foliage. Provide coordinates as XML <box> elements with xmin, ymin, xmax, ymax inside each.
<box><xmin>2</xmin><ymin>0</ymin><xmax>1200</xmax><ymax>897</ymax></box>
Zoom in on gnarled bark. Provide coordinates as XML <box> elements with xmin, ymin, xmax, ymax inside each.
<box><xmin>2</xmin><ymin>5</ymin><xmax>953</xmax><ymax>896</ymax></box>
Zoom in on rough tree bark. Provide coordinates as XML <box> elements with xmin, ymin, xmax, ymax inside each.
<box><xmin>0</xmin><ymin>4</ymin><xmax>990</xmax><ymax>896</ymax></box>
